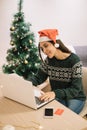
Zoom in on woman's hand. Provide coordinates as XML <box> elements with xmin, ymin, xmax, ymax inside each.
<box><xmin>39</xmin><ymin>91</ymin><xmax>55</xmax><ymax>102</ymax></box>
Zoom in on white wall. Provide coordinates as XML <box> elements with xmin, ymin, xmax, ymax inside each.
<box><xmin>0</xmin><ymin>0</ymin><xmax>87</xmax><ymax>70</ymax></box>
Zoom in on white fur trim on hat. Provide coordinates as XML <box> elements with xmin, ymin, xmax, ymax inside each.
<box><xmin>39</xmin><ymin>36</ymin><xmax>51</xmax><ymax>42</ymax></box>
<box><xmin>39</xmin><ymin>35</ymin><xmax>59</xmax><ymax>42</ymax></box>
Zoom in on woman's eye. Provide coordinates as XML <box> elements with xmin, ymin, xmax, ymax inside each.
<box><xmin>40</xmin><ymin>43</ymin><xmax>49</xmax><ymax>52</ymax></box>
<box><xmin>44</xmin><ymin>44</ymin><xmax>48</xmax><ymax>48</ymax></box>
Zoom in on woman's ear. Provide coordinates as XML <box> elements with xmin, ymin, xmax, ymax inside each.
<box><xmin>54</xmin><ymin>43</ymin><xmax>59</xmax><ymax>48</ymax></box>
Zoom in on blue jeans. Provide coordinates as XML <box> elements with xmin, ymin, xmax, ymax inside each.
<box><xmin>56</xmin><ymin>98</ymin><xmax>85</xmax><ymax>114</ymax></box>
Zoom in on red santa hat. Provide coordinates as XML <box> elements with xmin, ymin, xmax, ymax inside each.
<box><xmin>38</xmin><ymin>29</ymin><xmax>59</xmax><ymax>43</ymax></box>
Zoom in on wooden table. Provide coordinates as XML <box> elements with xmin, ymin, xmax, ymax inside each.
<box><xmin>0</xmin><ymin>97</ymin><xmax>87</xmax><ymax>130</ymax></box>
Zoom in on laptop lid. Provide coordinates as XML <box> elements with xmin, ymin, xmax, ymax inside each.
<box><xmin>0</xmin><ymin>73</ymin><xmax>39</xmax><ymax>109</ymax></box>
<box><xmin>0</xmin><ymin>73</ymin><xmax>54</xmax><ymax>109</ymax></box>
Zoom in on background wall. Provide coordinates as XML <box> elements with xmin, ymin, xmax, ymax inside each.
<box><xmin>0</xmin><ymin>0</ymin><xmax>87</xmax><ymax>70</ymax></box>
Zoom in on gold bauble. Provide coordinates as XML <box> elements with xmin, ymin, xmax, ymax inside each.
<box><xmin>10</xmin><ymin>41</ymin><xmax>14</xmax><ymax>46</ymax></box>
<box><xmin>24</xmin><ymin>60</ymin><xmax>28</xmax><ymax>64</ymax></box>
<box><xmin>10</xmin><ymin>26</ymin><xmax>15</xmax><ymax>31</ymax></box>
<box><xmin>29</xmin><ymin>39</ymin><xmax>32</xmax><ymax>44</ymax></box>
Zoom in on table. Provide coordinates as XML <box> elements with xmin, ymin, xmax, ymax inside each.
<box><xmin>0</xmin><ymin>97</ymin><xmax>87</xmax><ymax>130</ymax></box>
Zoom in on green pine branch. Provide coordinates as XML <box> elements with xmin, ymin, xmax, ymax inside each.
<box><xmin>18</xmin><ymin>0</ymin><xmax>23</xmax><ymax>12</ymax></box>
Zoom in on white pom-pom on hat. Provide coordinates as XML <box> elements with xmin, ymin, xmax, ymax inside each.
<box><xmin>54</xmin><ymin>43</ymin><xmax>59</xmax><ymax>48</ymax></box>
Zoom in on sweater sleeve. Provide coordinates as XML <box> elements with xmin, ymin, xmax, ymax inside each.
<box><xmin>30</xmin><ymin>68</ymin><xmax>48</xmax><ymax>86</ymax></box>
<box><xmin>27</xmin><ymin>62</ymin><xmax>48</xmax><ymax>86</ymax></box>
<box><xmin>54</xmin><ymin>61</ymin><xmax>86</xmax><ymax>100</ymax></box>
<box><xmin>54</xmin><ymin>78</ymin><xmax>84</xmax><ymax>100</ymax></box>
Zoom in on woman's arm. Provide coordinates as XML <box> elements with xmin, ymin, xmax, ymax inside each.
<box><xmin>27</xmin><ymin>68</ymin><xmax>48</xmax><ymax>86</ymax></box>
<box><xmin>54</xmin><ymin>62</ymin><xmax>86</xmax><ymax>100</ymax></box>
<box><xmin>54</xmin><ymin>78</ymin><xmax>84</xmax><ymax>100</ymax></box>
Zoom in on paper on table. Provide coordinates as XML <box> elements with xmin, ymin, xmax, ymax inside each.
<box><xmin>54</xmin><ymin>108</ymin><xmax>64</xmax><ymax>115</ymax></box>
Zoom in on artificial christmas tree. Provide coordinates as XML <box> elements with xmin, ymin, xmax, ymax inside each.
<box><xmin>2</xmin><ymin>0</ymin><xmax>41</xmax><ymax>79</ymax></box>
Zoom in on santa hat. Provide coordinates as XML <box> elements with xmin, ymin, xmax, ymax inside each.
<box><xmin>38</xmin><ymin>29</ymin><xmax>59</xmax><ymax>43</ymax></box>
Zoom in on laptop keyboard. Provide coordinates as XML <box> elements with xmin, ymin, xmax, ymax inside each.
<box><xmin>35</xmin><ymin>97</ymin><xmax>44</xmax><ymax>105</ymax></box>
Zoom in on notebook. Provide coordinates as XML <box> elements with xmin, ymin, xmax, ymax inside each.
<box><xmin>0</xmin><ymin>73</ymin><xmax>54</xmax><ymax>109</ymax></box>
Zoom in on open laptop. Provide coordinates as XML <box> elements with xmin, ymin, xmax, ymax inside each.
<box><xmin>0</xmin><ymin>73</ymin><xmax>54</xmax><ymax>109</ymax></box>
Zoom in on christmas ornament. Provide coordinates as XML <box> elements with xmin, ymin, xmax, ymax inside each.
<box><xmin>24</xmin><ymin>60</ymin><xmax>28</xmax><ymax>64</ymax></box>
<box><xmin>10</xmin><ymin>41</ymin><xmax>14</xmax><ymax>46</ymax></box>
<box><xmin>29</xmin><ymin>39</ymin><xmax>32</xmax><ymax>44</ymax></box>
<box><xmin>13</xmin><ymin>47</ymin><xmax>17</xmax><ymax>52</ymax></box>
<box><xmin>10</xmin><ymin>26</ymin><xmax>15</xmax><ymax>31</ymax></box>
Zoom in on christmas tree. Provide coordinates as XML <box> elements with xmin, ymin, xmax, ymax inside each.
<box><xmin>2</xmin><ymin>0</ymin><xmax>41</xmax><ymax>79</ymax></box>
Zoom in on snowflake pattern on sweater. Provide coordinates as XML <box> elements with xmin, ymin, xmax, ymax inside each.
<box><xmin>41</xmin><ymin>58</ymin><xmax>82</xmax><ymax>82</ymax></box>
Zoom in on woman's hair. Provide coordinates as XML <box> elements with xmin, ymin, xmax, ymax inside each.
<box><xmin>38</xmin><ymin>39</ymin><xmax>71</xmax><ymax>62</ymax></box>
<box><xmin>56</xmin><ymin>39</ymin><xmax>71</xmax><ymax>53</ymax></box>
<box><xmin>38</xmin><ymin>43</ymin><xmax>44</xmax><ymax>62</ymax></box>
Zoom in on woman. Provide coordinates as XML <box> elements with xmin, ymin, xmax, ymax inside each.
<box><xmin>29</xmin><ymin>29</ymin><xmax>86</xmax><ymax>114</ymax></box>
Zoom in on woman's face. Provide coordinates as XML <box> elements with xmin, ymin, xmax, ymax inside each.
<box><xmin>40</xmin><ymin>41</ymin><xmax>56</xmax><ymax>58</ymax></box>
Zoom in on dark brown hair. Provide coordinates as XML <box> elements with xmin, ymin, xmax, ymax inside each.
<box><xmin>38</xmin><ymin>39</ymin><xmax>71</xmax><ymax>62</ymax></box>
<box><xmin>56</xmin><ymin>39</ymin><xmax>71</xmax><ymax>53</ymax></box>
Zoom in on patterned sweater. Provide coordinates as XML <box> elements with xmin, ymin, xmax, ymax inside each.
<box><xmin>30</xmin><ymin>53</ymin><xmax>86</xmax><ymax>101</ymax></box>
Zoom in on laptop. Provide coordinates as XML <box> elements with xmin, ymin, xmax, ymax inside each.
<box><xmin>0</xmin><ymin>73</ymin><xmax>54</xmax><ymax>109</ymax></box>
